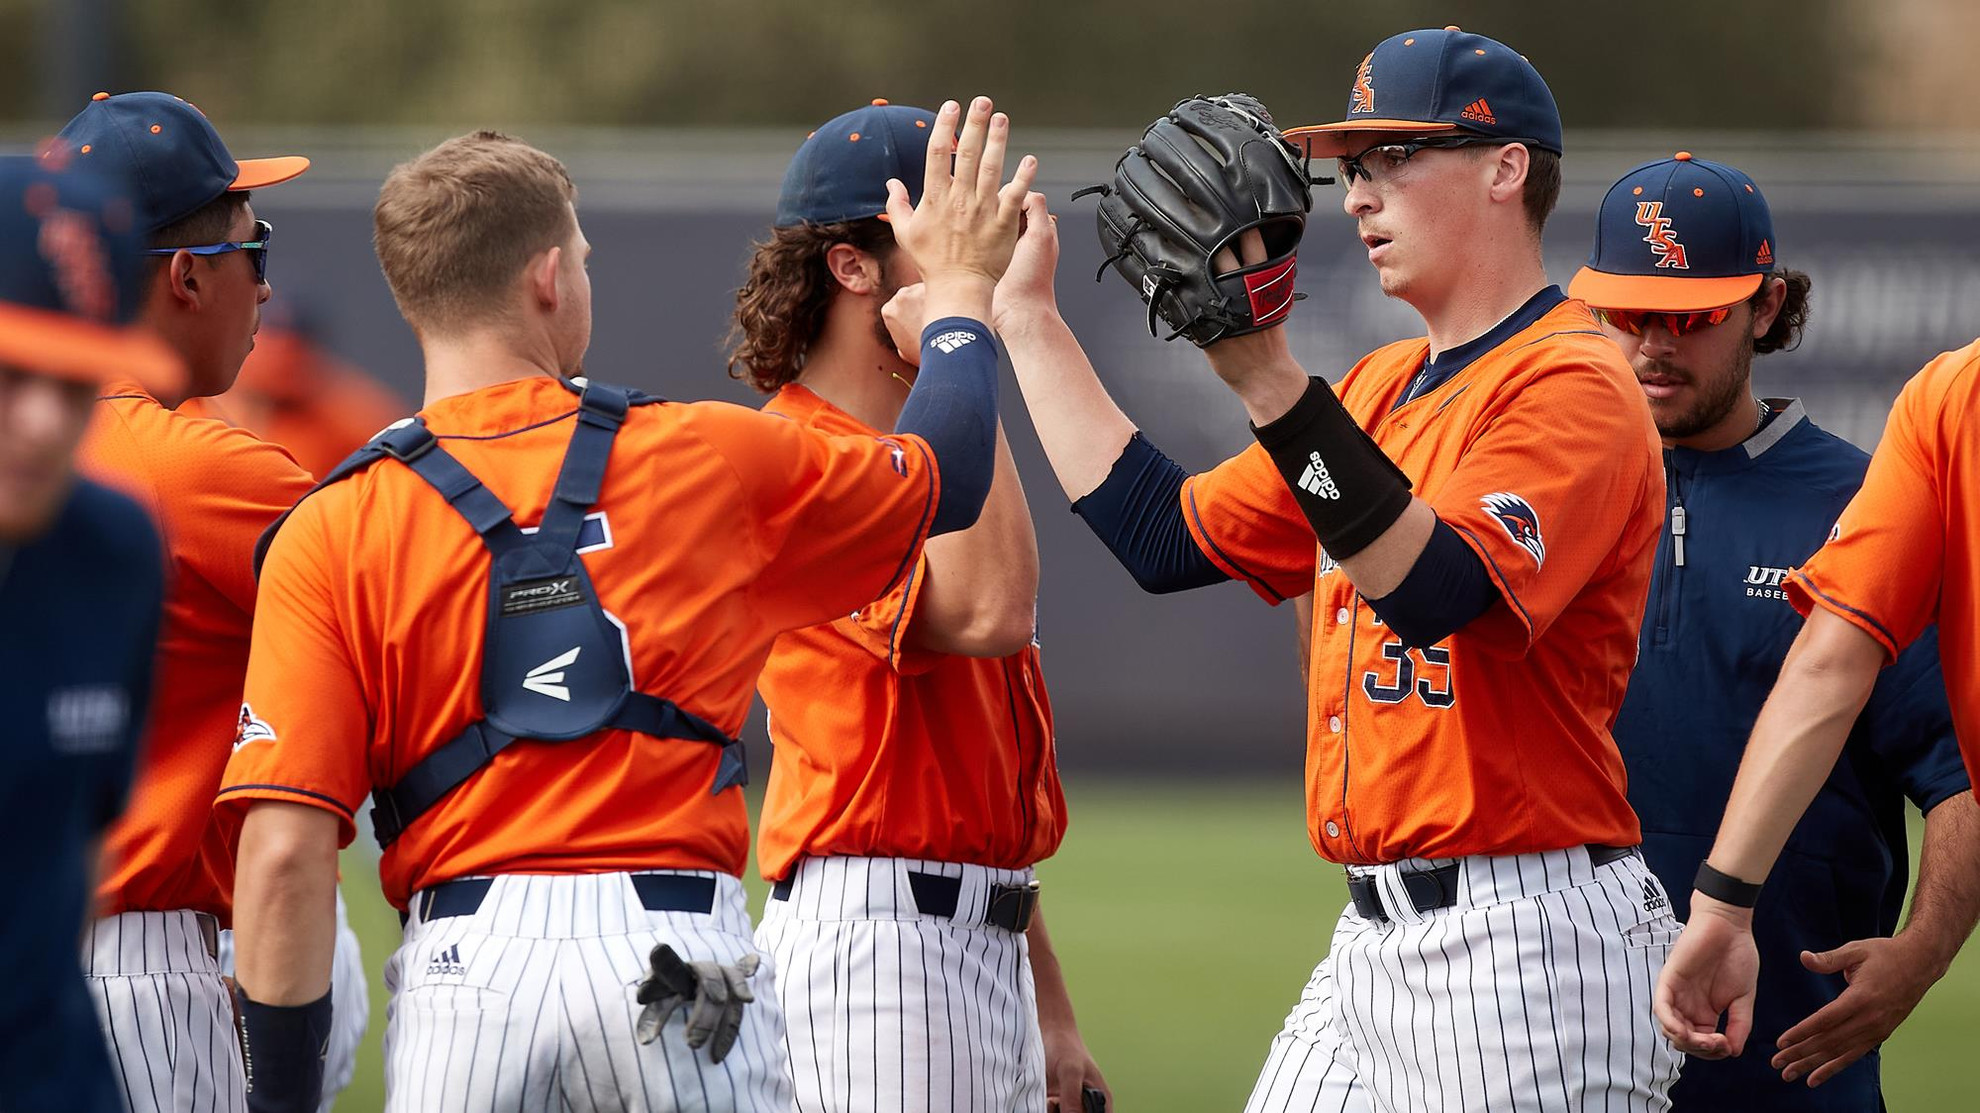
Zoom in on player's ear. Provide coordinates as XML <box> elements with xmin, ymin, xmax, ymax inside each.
<box><xmin>1749</xmin><ymin>276</ymin><xmax>1788</xmax><ymax>339</ymax></box>
<box><xmin>150</xmin><ymin>251</ymin><xmax>203</xmax><ymax>312</ymax></box>
<box><xmin>1487</xmin><ymin>143</ymin><xmax>1528</xmax><ymax>207</ymax></box>
<box><xmin>824</xmin><ymin>243</ymin><xmax>882</xmax><ymax>296</ymax></box>
<box><xmin>529</xmin><ymin>245</ymin><xmax>564</xmax><ymax>312</ymax></box>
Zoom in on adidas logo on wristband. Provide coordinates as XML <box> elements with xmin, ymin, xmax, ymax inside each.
<box><xmin>1298</xmin><ymin>451</ymin><xmax>1342</xmax><ymax>499</ymax></box>
<box><xmin>930</xmin><ymin>330</ymin><xmax>978</xmax><ymax>354</ymax></box>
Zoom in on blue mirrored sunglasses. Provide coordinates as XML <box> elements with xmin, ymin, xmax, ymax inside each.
<box><xmin>145</xmin><ymin>218</ymin><xmax>272</xmax><ymax>283</ymax></box>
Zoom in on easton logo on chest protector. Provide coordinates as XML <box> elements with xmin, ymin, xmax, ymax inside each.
<box><xmin>251</xmin><ymin>378</ymin><xmax>751</xmax><ymax>850</ymax></box>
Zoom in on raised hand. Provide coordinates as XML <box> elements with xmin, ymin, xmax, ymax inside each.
<box><xmin>885</xmin><ymin>96</ymin><xmax>1037</xmax><ymax>326</ymax></box>
<box><xmin>992</xmin><ymin>191</ymin><xmax>1059</xmax><ymax>334</ymax></box>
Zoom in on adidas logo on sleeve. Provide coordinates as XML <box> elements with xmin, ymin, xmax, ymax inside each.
<box><xmin>930</xmin><ymin>330</ymin><xmax>979</xmax><ymax>354</ymax></box>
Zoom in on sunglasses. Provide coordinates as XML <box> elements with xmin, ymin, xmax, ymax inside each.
<box><xmin>1333</xmin><ymin>135</ymin><xmax>1533</xmax><ymax>188</ymax></box>
<box><xmin>1591</xmin><ymin>304</ymin><xmax>1736</xmax><ymax>337</ymax></box>
<box><xmin>146</xmin><ymin>218</ymin><xmax>273</xmax><ymax>283</ymax></box>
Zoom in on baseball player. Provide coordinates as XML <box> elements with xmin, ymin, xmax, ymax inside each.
<box><xmin>219</xmin><ymin>101</ymin><xmax>1035</xmax><ymax>1111</ymax></box>
<box><xmin>43</xmin><ymin>91</ymin><xmax>369</xmax><ymax>1113</ymax></box>
<box><xmin>999</xmin><ymin>28</ymin><xmax>1682</xmax><ymax>1110</ymax></box>
<box><xmin>1576</xmin><ymin>155</ymin><xmax>1980</xmax><ymax>1107</ymax></box>
<box><xmin>1652</xmin><ymin>260</ymin><xmax>1980</xmax><ymax>1077</ymax></box>
<box><xmin>0</xmin><ymin>155</ymin><xmax>176</xmax><ymax>1113</ymax></box>
<box><xmin>731</xmin><ymin>101</ymin><xmax>1107</xmax><ymax>1113</ymax></box>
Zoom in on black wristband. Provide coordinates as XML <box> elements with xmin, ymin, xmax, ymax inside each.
<box><xmin>1251</xmin><ymin>377</ymin><xmax>1414</xmax><ymax>560</ymax></box>
<box><xmin>234</xmin><ymin>986</ymin><xmax>332</xmax><ymax>1113</ymax></box>
<box><xmin>1693</xmin><ymin>861</ymin><xmax>1763</xmax><ymax>908</ymax></box>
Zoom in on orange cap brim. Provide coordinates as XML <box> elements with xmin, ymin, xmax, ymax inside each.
<box><xmin>0</xmin><ymin>302</ymin><xmax>183</xmax><ymax>395</ymax></box>
<box><xmin>231</xmin><ymin>155</ymin><xmax>311</xmax><ymax>190</ymax></box>
<box><xmin>1283</xmin><ymin>120</ymin><xmax>1459</xmax><ymax>158</ymax></box>
<box><xmin>1567</xmin><ymin>268</ymin><xmax>1765</xmax><ymax>313</ymax></box>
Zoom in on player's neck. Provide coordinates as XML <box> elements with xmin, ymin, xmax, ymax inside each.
<box><xmin>419</xmin><ymin>331</ymin><xmax>565</xmax><ymax>408</ymax></box>
<box><xmin>794</xmin><ymin>317</ymin><xmax>914</xmax><ymax>433</ymax></box>
<box><xmin>1413</xmin><ymin>247</ymin><xmax>1551</xmax><ymax>361</ymax></box>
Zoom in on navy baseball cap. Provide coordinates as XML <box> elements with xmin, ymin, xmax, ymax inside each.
<box><xmin>49</xmin><ymin>91</ymin><xmax>309</xmax><ymax>235</ymax></box>
<box><xmin>1569</xmin><ymin>152</ymin><xmax>1777</xmax><ymax>312</ymax></box>
<box><xmin>1286</xmin><ymin>27</ymin><xmax>1563</xmax><ymax>159</ymax></box>
<box><xmin>776</xmin><ymin>99</ymin><xmax>937</xmax><ymax>227</ymax></box>
<box><xmin>0</xmin><ymin>155</ymin><xmax>181</xmax><ymax>391</ymax></box>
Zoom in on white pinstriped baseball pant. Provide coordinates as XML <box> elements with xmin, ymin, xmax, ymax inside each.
<box><xmin>383</xmin><ymin>870</ymin><xmax>793</xmax><ymax>1113</ymax></box>
<box><xmin>1244</xmin><ymin>846</ymin><xmax>1684</xmax><ymax>1113</ymax></box>
<box><xmin>755</xmin><ymin>855</ymin><xmax>1048</xmax><ymax>1113</ymax></box>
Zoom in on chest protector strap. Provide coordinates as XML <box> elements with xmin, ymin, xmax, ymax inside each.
<box><xmin>261</xmin><ymin>379</ymin><xmax>745</xmax><ymax>849</ymax></box>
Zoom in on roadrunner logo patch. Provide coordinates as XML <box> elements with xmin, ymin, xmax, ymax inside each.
<box><xmin>1481</xmin><ymin>491</ymin><xmax>1545</xmax><ymax>568</ymax></box>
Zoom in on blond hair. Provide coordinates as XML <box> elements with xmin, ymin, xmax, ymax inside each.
<box><xmin>373</xmin><ymin>130</ymin><xmax>577</xmax><ymax>334</ymax></box>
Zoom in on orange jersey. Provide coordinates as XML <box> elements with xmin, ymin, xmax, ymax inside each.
<box><xmin>79</xmin><ymin>383</ymin><xmax>316</xmax><ymax>921</ymax></box>
<box><xmin>214</xmin><ymin>376</ymin><xmax>941</xmax><ymax>909</ymax></box>
<box><xmin>752</xmin><ymin>385</ymin><xmax>1066</xmax><ymax>881</ymax></box>
<box><xmin>1790</xmin><ymin>340</ymin><xmax>1980</xmax><ymax>780</ymax></box>
<box><xmin>1183</xmin><ymin>298</ymin><xmax>1661</xmax><ymax>864</ymax></box>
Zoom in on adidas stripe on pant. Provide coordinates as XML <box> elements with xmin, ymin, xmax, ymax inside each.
<box><xmin>383</xmin><ymin>870</ymin><xmax>793</xmax><ymax>1113</ymax></box>
<box><xmin>218</xmin><ymin>889</ymin><xmax>370</xmax><ymax>1113</ymax></box>
<box><xmin>84</xmin><ymin>909</ymin><xmax>246</xmax><ymax>1113</ymax></box>
<box><xmin>755</xmin><ymin>856</ymin><xmax>1047</xmax><ymax>1113</ymax></box>
<box><xmin>1242</xmin><ymin>847</ymin><xmax>1684</xmax><ymax>1113</ymax></box>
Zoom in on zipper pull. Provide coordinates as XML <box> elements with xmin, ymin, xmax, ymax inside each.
<box><xmin>1671</xmin><ymin>504</ymin><xmax>1687</xmax><ymax>567</ymax></box>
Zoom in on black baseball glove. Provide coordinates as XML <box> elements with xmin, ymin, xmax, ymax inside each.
<box><xmin>1076</xmin><ymin>93</ymin><xmax>1315</xmax><ymax>347</ymax></box>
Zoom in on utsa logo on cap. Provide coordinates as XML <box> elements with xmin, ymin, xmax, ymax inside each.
<box><xmin>1633</xmin><ymin>202</ymin><xmax>1689</xmax><ymax>270</ymax></box>
<box><xmin>1349</xmin><ymin>53</ymin><xmax>1376</xmax><ymax>114</ymax></box>
<box><xmin>1571</xmin><ymin>152</ymin><xmax>1778</xmax><ymax>313</ymax></box>
<box><xmin>1285</xmin><ymin>27</ymin><xmax>1564</xmax><ymax>159</ymax></box>
<box><xmin>1481</xmin><ymin>491</ymin><xmax>1545</xmax><ymax>567</ymax></box>
<box><xmin>0</xmin><ymin>156</ymin><xmax>181</xmax><ymax>392</ymax></box>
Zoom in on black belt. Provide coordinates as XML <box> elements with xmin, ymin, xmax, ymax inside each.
<box><xmin>1346</xmin><ymin>844</ymin><xmax>1639</xmax><ymax>925</ymax></box>
<box><xmin>404</xmin><ymin>874</ymin><xmax>717</xmax><ymax>926</ymax></box>
<box><xmin>771</xmin><ymin>869</ymin><xmax>1040</xmax><ymax>933</ymax></box>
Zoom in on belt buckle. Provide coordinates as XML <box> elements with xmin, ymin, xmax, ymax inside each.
<box><xmin>986</xmin><ymin>880</ymin><xmax>1041</xmax><ymax>933</ymax></box>
<box><xmin>1345</xmin><ymin>872</ymin><xmax>1386</xmax><ymax>923</ymax></box>
<box><xmin>195</xmin><ymin>912</ymin><xmax>220</xmax><ymax>961</ymax></box>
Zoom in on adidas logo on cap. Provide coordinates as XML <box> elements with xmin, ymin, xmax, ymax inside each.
<box><xmin>1459</xmin><ymin>98</ymin><xmax>1496</xmax><ymax>125</ymax></box>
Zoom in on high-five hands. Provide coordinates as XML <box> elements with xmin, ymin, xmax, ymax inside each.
<box><xmin>884</xmin><ymin>96</ymin><xmax>1038</xmax><ymax>326</ymax></box>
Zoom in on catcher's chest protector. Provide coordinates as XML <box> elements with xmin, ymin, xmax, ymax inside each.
<box><xmin>255</xmin><ymin>378</ymin><xmax>747</xmax><ymax>849</ymax></box>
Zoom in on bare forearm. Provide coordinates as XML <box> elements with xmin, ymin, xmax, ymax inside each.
<box><xmin>1026</xmin><ymin>906</ymin><xmax>1080</xmax><ymax>1027</ymax></box>
<box><xmin>1904</xmin><ymin>790</ymin><xmax>1980</xmax><ymax>976</ymax></box>
<box><xmin>999</xmin><ymin>309</ymin><xmax>1136</xmax><ymax>500</ymax></box>
<box><xmin>233</xmin><ymin>802</ymin><xmax>340</xmax><ymax>1005</ymax></box>
<box><xmin>1707</xmin><ymin>610</ymin><xmax>1885</xmax><ymax>883</ymax></box>
<box><xmin>913</xmin><ymin>424</ymin><xmax>1041</xmax><ymax>655</ymax></box>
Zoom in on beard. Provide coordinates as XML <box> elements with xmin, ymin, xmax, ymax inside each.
<box><xmin>1644</xmin><ymin>340</ymin><xmax>1755</xmax><ymax>441</ymax></box>
<box><xmin>869</xmin><ymin>258</ymin><xmax>901</xmax><ymax>353</ymax></box>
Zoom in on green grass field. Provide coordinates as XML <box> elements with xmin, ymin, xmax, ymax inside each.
<box><xmin>334</xmin><ymin>780</ymin><xmax>1971</xmax><ymax>1109</ymax></box>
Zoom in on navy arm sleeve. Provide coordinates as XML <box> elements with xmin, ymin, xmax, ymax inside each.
<box><xmin>893</xmin><ymin>316</ymin><xmax>998</xmax><ymax>537</ymax></box>
<box><xmin>1363</xmin><ymin>516</ymin><xmax>1501</xmax><ymax>649</ymax></box>
<box><xmin>1069</xmin><ymin>432</ymin><xmax>1229</xmax><ymax>593</ymax></box>
<box><xmin>1862</xmin><ymin>626</ymin><xmax>1971</xmax><ymax>813</ymax></box>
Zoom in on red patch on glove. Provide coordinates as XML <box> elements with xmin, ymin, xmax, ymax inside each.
<box><xmin>1244</xmin><ymin>255</ymin><xmax>1297</xmax><ymax>326</ymax></box>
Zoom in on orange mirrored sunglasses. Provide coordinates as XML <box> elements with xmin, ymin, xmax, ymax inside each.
<box><xmin>1591</xmin><ymin>304</ymin><xmax>1735</xmax><ymax>337</ymax></box>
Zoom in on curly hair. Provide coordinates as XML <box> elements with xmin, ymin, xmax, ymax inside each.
<box><xmin>727</xmin><ymin>218</ymin><xmax>895</xmax><ymax>394</ymax></box>
<box><xmin>1752</xmin><ymin>268</ymin><xmax>1811</xmax><ymax>355</ymax></box>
